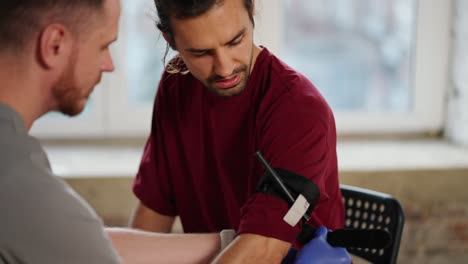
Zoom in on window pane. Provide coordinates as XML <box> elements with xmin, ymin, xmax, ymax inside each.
<box><xmin>282</xmin><ymin>0</ymin><xmax>417</xmax><ymax>112</ymax></box>
<box><xmin>121</xmin><ymin>0</ymin><xmax>175</xmax><ymax>105</ymax></box>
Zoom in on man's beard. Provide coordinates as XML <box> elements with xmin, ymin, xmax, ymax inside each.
<box><xmin>53</xmin><ymin>58</ymin><xmax>87</xmax><ymax>117</ymax></box>
<box><xmin>205</xmin><ymin>65</ymin><xmax>249</xmax><ymax>97</ymax></box>
<box><xmin>204</xmin><ymin>45</ymin><xmax>255</xmax><ymax>97</ymax></box>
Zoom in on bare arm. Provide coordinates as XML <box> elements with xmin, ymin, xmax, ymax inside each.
<box><xmin>107</xmin><ymin>228</ymin><xmax>220</xmax><ymax>264</ymax></box>
<box><xmin>129</xmin><ymin>202</ymin><xmax>175</xmax><ymax>233</ymax></box>
<box><xmin>212</xmin><ymin>234</ymin><xmax>291</xmax><ymax>264</ymax></box>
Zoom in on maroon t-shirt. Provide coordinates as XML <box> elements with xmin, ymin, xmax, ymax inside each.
<box><xmin>133</xmin><ymin>48</ymin><xmax>344</xmax><ymax>243</ymax></box>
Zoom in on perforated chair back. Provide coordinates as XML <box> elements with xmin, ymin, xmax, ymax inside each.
<box><xmin>340</xmin><ymin>185</ymin><xmax>404</xmax><ymax>264</ymax></box>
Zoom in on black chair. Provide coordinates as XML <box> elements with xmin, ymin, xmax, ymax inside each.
<box><xmin>340</xmin><ymin>185</ymin><xmax>405</xmax><ymax>264</ymax></box>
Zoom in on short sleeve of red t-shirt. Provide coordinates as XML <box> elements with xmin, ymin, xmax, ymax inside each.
<box><xmin>236</xmin><ymin>57</ymin><xmax>344</xmax><ymax>242</ymax></box>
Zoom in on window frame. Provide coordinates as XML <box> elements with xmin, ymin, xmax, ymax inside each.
<box><xmin>256</xmin><ymin>0</ymin><xmax>453</xmax><ymax>134</ymax></box>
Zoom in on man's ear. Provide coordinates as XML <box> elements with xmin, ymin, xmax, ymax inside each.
<box><xmin>38</xmin><ymin>24</ymin><xmax>72</xmax><ymax>69</ymax></box>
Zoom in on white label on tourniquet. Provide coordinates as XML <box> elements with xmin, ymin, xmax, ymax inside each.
<box><xmin>283</xmin><ymin>194</ymin><xmax>310</xmax><ymax>227</ymax></box>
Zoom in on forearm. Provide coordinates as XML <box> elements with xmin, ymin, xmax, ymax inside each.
<box><xmin>107</xmin><ymin>227</ymin><xmax>220</xmax><ymax>264</ymax></box>
<box><xmin>129</xmin><ymin>202</ymin><xmax>175</xmax><ymax>233</ymax></box>
<box><xmin>212</xmin><ymin>234</ymin><xmax>290</xmax><ymax>264</ymax></box>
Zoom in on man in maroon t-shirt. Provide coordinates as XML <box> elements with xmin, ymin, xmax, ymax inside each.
<box><xmin>131</xmin><ymin>0</ymin><xmax>345</xmax><ymax>263</ymax></box>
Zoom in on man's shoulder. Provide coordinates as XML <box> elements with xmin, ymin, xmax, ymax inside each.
<box><xmin>0</xmin><ymin>122</ymin><xmax>56</xmax><ymax>207</ymax></box>
<box><xmin>255</xmin><ymin>50</ymin><xmax>334</xmax><ymax>123</ymax></box>
<box><xmin>0</xmin><ymin>124</ymin><xmax>45</xmax><ymax>178</ymax></box>
<box><xmin>0</xmin><ymin>149</ymin><xmax>121</xmax><ymax>264</ymax></box>
<box><xmin>0</xmin><ymin>144</ymin><xmax>55</xmax><ymax>200</ymax></box>
<box><xmin>260</xmin><ymin>54</ymin><xmax>328</xmax><ymax>104</ymax></box>
<box><xmin>155</xmin><ymin>70</ymin><xmax>202</xmax><ymax>116</ymax></box>
<box><xmin>256</xmin><ymin>49</ymin><xmax>317</xmax><ymax>95</ymax></box>
<box><xmin>158</xmin><ymin>69</ymin><xmax>199</xmax><ymax>96</ymax></box>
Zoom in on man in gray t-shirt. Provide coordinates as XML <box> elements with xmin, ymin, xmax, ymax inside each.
<box><xmin>0</xmin><ymin>1</ymin><xmax>225</xmax><ymax>263</ymax></box>
<box><xmin>0</xmin><ymin>1</ymin><xmax>123</xmax><ymax>263</ymax></box>
<box><xmin>0</xmin><ymin>104</ymin><xmax>120</xmax><ymax>263</ymax></box>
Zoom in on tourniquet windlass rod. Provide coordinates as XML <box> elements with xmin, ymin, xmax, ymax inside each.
<box><xmin>255</xmin><ymin>151</ymin><xmax>393</xmax><ymax>249</ymax></box>
<box><xmin>255</xmin><ymin>151</ymin><xmax>311</xmax><ymax>222</ymax></box>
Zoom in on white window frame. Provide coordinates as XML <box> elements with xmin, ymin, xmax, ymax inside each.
<box><xmin>31</xmin><ymin>0</ymin><xmax>453</xmax><ymax>138</ymax></box>
<box><xmin>256</xmin><ymin>0</ymin><xmax>453</xmax><ymax>134</ymax></box>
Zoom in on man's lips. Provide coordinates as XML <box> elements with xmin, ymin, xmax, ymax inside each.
<box><xmin>215</xmin><ymin>74</ymin><xmax>241</xmax><ymax>89</ymax></box>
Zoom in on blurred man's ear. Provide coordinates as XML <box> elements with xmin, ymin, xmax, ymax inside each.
<box><xmin>38</xmin><ymin>24</ymin><xmax>72</xmax><ymax>69</ymax></box>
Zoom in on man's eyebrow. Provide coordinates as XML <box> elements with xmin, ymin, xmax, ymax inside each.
<box><xmin>225</xmin><ymin>27</ymin><xmax>246</xmax><ymax>45</ymax></box>
<box><xmin>185</xmin><ymin>27</ymin><xmax>246</xmax><ymax>53</ymax></box>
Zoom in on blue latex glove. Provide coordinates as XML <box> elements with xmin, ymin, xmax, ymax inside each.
<box><xmin>294</xmin><ymin>226</ymin><xmax>351</xmax><ymax>264</ymax></box>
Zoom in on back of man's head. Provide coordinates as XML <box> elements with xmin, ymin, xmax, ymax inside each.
<box><xmin>0</xmin><ymin>0</ymin><xmax>104</xmax><ymax>54</ymax></box>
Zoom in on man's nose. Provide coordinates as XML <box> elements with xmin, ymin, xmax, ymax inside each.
<box><xmin>101</xmin><ymin>51</ymin><xmax>115</xmax><ymax>72</ymax></box>
<box><xmin>213</xmin><ymin>50</ymin><xmax>234</xmax><ymax>78</ymax></box>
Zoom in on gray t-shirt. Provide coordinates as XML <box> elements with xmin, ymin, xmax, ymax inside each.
<box><xmin>0</xmin><ymin>104</ymin><xmax>121</xmax><ymax>264</ymax></box>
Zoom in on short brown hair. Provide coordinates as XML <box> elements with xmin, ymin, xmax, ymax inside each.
<box><xmin>0</xmin><ymin>0</ymin><xmax>104</xmax><ymax>53</ymax></box>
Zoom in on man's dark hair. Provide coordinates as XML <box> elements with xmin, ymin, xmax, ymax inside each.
<box><xmin>154</xmin><ymin>0</ymin><xmax>254</xmax><ymax>48</ymax></box>
<box><xmin>0</xmin><ymin>0</ymin><xmax>104</xmax><ymax>53</ymax></box>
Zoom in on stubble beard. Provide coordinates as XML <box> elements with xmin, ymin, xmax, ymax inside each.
<box><xmin>205</xmin><ymin>45</ymin><xmax>255</xmax><ymax>98</ymax></box>
<box><xmin>53</xmin><ymin>54</ymin><xmax>87</xmax><ymax>117</ymax></box>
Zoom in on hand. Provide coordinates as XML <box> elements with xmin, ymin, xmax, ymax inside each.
<box><xmin>294</xmin><ymin>226</ymin><xmax>351</xmax><ymax>264</ymax></box>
